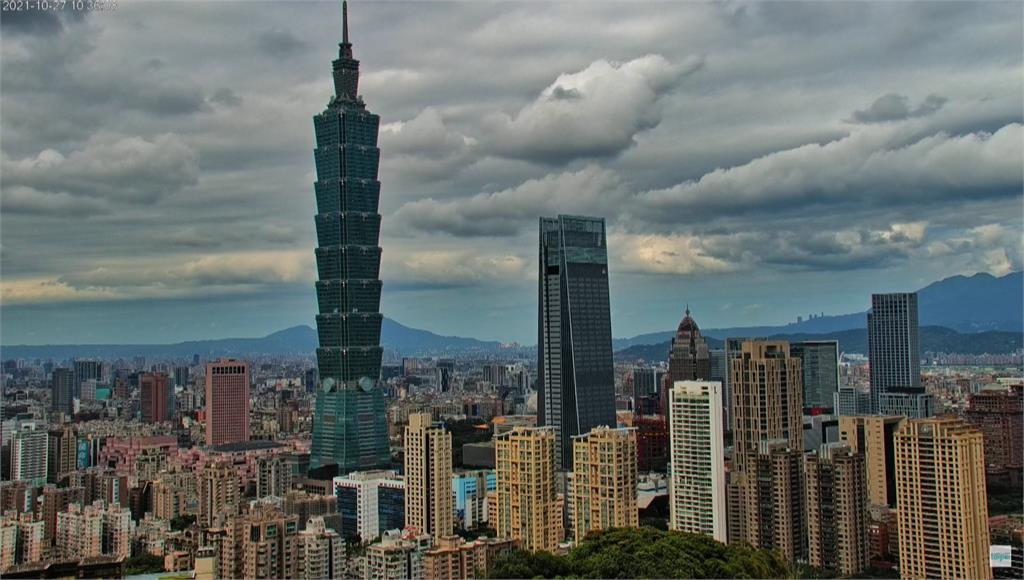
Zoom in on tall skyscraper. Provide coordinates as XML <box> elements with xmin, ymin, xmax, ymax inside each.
<box><xmin>495</xmin><ymin>427</ymin><xmax>561</xmax><ymax>552</ymax></box>
<box><xmin>140</xmin><ymin>372</ymin><xmax>170</xmax><ymax>423</ymax></box>
<box><xmin>51</xmin><ymin>368</ymin><xmax>74</xmax><ymax>415</ymax></box>
<box><xmin>309</xmin><ymin>2</ymin><xmax>390</xmax><ymax>474</ymax></box>
<box><xmin>537</xmin><ymin>215</ymin><xmax>616</xmax><ymax>469</ymax></box>
<box><xmin>727</xmin><ymin>340</ymin><xmax>803</xmax><ymax>546</ymax></box>
<box><xmin>205</xmin><ymin>359</ymin><xmax>250</xmax><ymax>447</ymax></box>
<box><xmin>894</xmin><ymin>418</ymin><xmax>991</xmax><ymax>580</ymax></box>
<box><xmin>791</xmin><ymin>340</ymin><xmax>840</xmax><ymax>411</ymax></box>
<box><xmin>838</xmin><ymin>415</ymin><xmax>904</xmax><ymax>508</ymax></box>
<box><xmin>805</xmin><ymin>443</ymin><xmax>869</xmax><ymax>576</ymax></box>
<box><xmin>661</xmin><ymin>308</ymin><xmax>711</xmax><ymax>421</ymax></box>
<box><xmin>404</xmin><ymin>413</ymin><xmax>453</xmax><ymax>541</ymax></box>
<box><xmin>73</xmin><ymin>360</ymin><xmax>102</xmax><ymax>399</ymax></box>
<box><xmin>571</xmin><ymin>426</ymin><xmax>638</xmax><ymax>542</ymax></box>
<box><xmin>667</xmin><ymin>381</ymin><xmax>726</xmax><ymax>542</ymax></box>
<box><xmin>868</xmin><ymin>293</ymin><xmax>931</xmax><ymax>417</ymax></box>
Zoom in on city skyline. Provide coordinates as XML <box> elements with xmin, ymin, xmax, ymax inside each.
<box><xmin>2</xmin><ymin>2</ymin><xmax>1022</xmax><ymax>345</ymax></box>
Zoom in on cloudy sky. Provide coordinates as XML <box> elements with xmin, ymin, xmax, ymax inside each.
<box><xmin>1</xmin><ymin>1</ymin><xmax>1021</xmax><ymax>345</ymax></box>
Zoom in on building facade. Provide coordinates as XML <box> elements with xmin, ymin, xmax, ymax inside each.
<box><xmin>668</xmin><ymin>381</ymin><xmax>726</xmax><ymax>542</ymax></box>
<box><xmin>51</xmin><ymin>368</ymin><xmax>74</xmax><ymax>415</ymax></box>
<box><xmin>140</xmin><ymin>372</ymin><xmax>171</xmax><ymax>423</ymax></box>
<box><xmin>538</xmin><ymin>215</ymin><xmax>617</xmax><ymax>469</ymax></box>
<box><xmin>894</xmin><ymin>418</ymin><xmax>991</xmax><ymax>580</ymax></box>
<box><xmin>571</xmin><ymin>426</ymin><xmax>638</xmax><ymax>542</ymax></box>
<box><xmin>205</xmin><ymin>359</ymin><xmax>250</xmax><ymax>446</ymax></box>
<box><xmin>791</xmin><ymin>340</ymin><xmax>840</xmax><ymax>411</ymax></box>
<box><xmin>309</xmin><ymin>1</ymin><xmax>391</xmax><ymax>474</ymax></box>
<box><xmin>805</xmin><ymin>443</ymin><xmax>869</xmax><ymax>575</ymax></box>
<box><xmin>404</xmin><ymin>413</ymin><xmax>453</xmax><ymax>541</ymax></box>
<box><xmin>868</xmin><ymin>293</ymin><xmax>931</xmax><ymax>417</ymax></box>
<box><xmin>838</xmin><ymin>415</ymin><xmax>904</xmax><ymax>508</ymax></box>
<box><xmin>495</xmin><ymin>428</ymin><xmax>561</xmax><ymax>552</ymax></box>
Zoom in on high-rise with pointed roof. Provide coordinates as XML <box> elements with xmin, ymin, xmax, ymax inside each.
<box><xmin>661</xmin><ymin>307</ymin><xmax>711</xmax><ymax>423</ymax></box>
<box><xmin>310</xmin><ymin>1</ymin><xmax>391</xmax><ymax>473</ymax></box>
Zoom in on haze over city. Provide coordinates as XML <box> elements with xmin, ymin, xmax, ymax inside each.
<box><xmin>2</xmin><ymin>2</ymin><xmax>1021</xmax><ymax>345</ymax></box>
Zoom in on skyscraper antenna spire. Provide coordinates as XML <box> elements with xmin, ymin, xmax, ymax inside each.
<box><xmin>342</xmin><ymin>0</ymin><xmax>349</xmax><ymax>44</ymax></box>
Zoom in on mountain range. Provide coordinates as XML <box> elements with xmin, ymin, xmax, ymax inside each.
<box><xmin>2</xmin><ymin>271</ymin><xmax>1020</xmax><ymax>360</ymax></box>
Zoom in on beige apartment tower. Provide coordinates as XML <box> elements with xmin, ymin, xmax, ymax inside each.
<box><xmin>894</xmin><ymin>418</ymin><xmax>991</xmax><ymax>580</ymax></box>
<box><xmin>805</xmin><ymin>443</ymin><xmax>869</xmax><ymax>575</ymax></box>
<box><xmin>571</xmin><ymin>426</ymin><xmax>639</xmax><ymax>542</ymax></box>
<box><xmin>404</xmin><ymin>413</ymin><xmax>454</xmax><ymax>541</ymax></box>
<box><xmin>727</xmin><ymin>340</ymin><xmax>803</xmax><ymax>546</ymax></box>
<box><xmin>495</xmin><ymin>427</ymin><xmax>561</xmax><ymax>553</ymax></box>
<box><xmin>668</xmin><ymin>381</ymin><xmax>726</xmax><ymax>542</ymax></box>
<box><xmin>741</xmin><ymin>439</ymin><xmax>806</xmax><ymax>563</ymax></box>
<box><xmin>838</xmin><ymin>415</ymin><xmax>905</xmax><ymax>507</ymax></box>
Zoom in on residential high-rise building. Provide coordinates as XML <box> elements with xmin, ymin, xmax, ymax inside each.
<box><xmin>667</xmin><ymin>381</ymin><xmax>726</xmax><ymax>542</ymax></box>
<box><xmin>571</xmin><ymin>426</ymin><xmax>638</xmax><ymax>542</ymax></box>
<box><xmin>964</xmin><ymin>384</ymin><xmax>1023</xmax><ymax>473</ymax></box>
<box><xmin>309</xmin><ymin>1</ymin><xmax>391</xmax><ymax>474</ymax></box>
<box><xmin>296</xmin><ymin>516</ymin><xmax>344</xmax><ymax>580</ymax></box>
<box><xmin>423</xmin><ymin>535</ymin><xmax>517</xmax><ymax>580</ymax></box>
<box><xmin>495</xmin><ymin>427</ymin><xmax>561</xmax><ymax>552</ymax></box>
<box><xmin>46</xmin><ymin>423</ymin><xmax>76</xmax><ymax>484</ymax></box>
<box><xmin>56</xmin><ymin>500</ymin><xmax>134</xmax><ymax>560</ymax></box>
<box><xmin>894</xmin><ymin>418</ymin><xmax>991</xmax><ymax>580</ymax></box>
<box><xmin>241</xmin><ymin>499</ymin><xmax>300</xmax><ymax>580</ymax></box>
<box><xmin>404</xmin><ymin>413</ymin><xmax>453</xmax><ymax>541</ymax></box>
<box><xmin>538</xmin><ymin>215</ymin><xmax>616</xmax><ymax>469</ymax></box>
<box><xmin>805</xmin><ymin>443</ymin><xmax>869</xmax><ymax>575</ymax></box>
<box><xmin>838</xmin><ymin>415</ymin><xmax>904</xmax><ymax>508</ymax></box>
<box><xmin>199</xmin><ymin>462</ymin><xmax>240</xmax><ymax>527</ymax></box>
<box><xmin>634</xmin><ymin>414</ymin><xmax>669</xmax><ymax>473</ymax></box>
<box><xmin>256</xmin><ymin>456</ymin><xmax>292</xmax><ymax>499</ymax></box>
<box><xmin>742</xmin><ymin>439</ymin><xmax>806</xmax><ymax>563</ymax></box>
<box><xmin>51</xmin><ymin>368</ymin><xmax>74</xmax><ymax>415</ymax></box>
<box><xmin>868</xmin><ymin>293</ymin><xmax>931</xmax><ymax>417</ymax></box>
<box><xmin>791</xmin><ymin>341</ymin><xmax>840</xmax><ymax>412</ymax></box>
<box><xmin>365</xmin><ymin>528</ymin><xmax>431</xmax><ymax>580</ymax></box>
<box><xmin>11</xmin><ymin>424</ymin><xmax>47</xmax><ymax>485</ymax></box>
<box><xmin>662</xmin><ymin>308</ymin><xmax>712</xmax><ymax>415</ymax></box>
<box><xmin>205</xmin><ymin>359</ymin><xmax>250</xmax><ymax>446</ymax></box>
<box><xmin>728</xmin><ymin>340</ymin><xmax>803</xmax><ymax>545</ymax></box>
<box><xmin>41</xmin><ymin>485</ymin><xmax>84</xmax><ymax>547</ymax></box>
<box><xmin>140</xmin><ymin>372</ymin><xmax>170</xmax><ymax>423</ymax></box>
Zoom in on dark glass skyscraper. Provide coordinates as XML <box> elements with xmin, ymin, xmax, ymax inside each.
<box><xmin>868</xmin><ymin>293</ymin><xmax>931</xmax><ymax>417</ymax></box>
<box><xmin>791</xmin><ymin>340</ymin><xmax>840</xmax><ymax>411</ymax></box>
<box><xmin>310</xmin><ymin>2</ymin><xmax>390</xmax><ymax>473</ymax></box>
<box><xmin>538</xmin><ymin>215</ymin><xmax>616</xmax><ymax>469</ymax></box>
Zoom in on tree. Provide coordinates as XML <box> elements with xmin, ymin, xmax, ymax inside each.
<box><xmin>489</xmin><ymin>527</ymin><xmax>790</xmax><ymax>579</ymax></box>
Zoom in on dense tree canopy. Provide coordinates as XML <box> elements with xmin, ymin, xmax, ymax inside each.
<box><xmin>489</xmin><ymin>527</ymin><xmax>791</xmax><ymax>579</ymax></box>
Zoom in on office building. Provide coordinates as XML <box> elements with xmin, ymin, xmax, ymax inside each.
<box><xmin>495</xmin><ymin>427</ymin><xmax>561</xmax><ymax>552</ymax></box>
<box><xmin>296</xmin><ymin>516</ymin><xmax>344</xmax><ymax>580</ymax></box>
<box><xmin>453</xmin><ymin>470</ymin><xmax>495</xmax><ymax>531</ymax></box>
<box><xmin>205</xmin><ymin>359</ymin><xmax>250</xmax><ymax>446</ymax></box>
<box><xmin>805</xmin><ymin>443</ymin><xmax>869</xmax><ymax>575</ymax></box>
<box><xmin>333</xmin><ymin>470</ymin><xmax>405</xmax><ymax>540</ymax></box>
<box><xmin>538</xmin><ymin>215</ymin><xmax>617</xmax><ymax>469</ymax></box>
<box><xmin>51</xmin><ymin>368</ymin><xmax>74</xmax><ymax>415</ymax></box>
<box><xmin>140</xmin><ymin>372</ymin><xmax>171</xmax><ymax>423</ymax></box>
<box><xmin>834</xmin><ymin>386</ymin><xmax>871</xmax><ymax>417</ymax></box>
<box><xmin>11</xmin><ymin>424</ymin><xmax>47</xmax><ymax>485</ymax></box>
<box><xmin>404</xmin><ymin>413</ymin><xmax>453</xmax><ymax>541</ymax></box>
<box><xmin>728</xmin><ymin>340</ymin><xmax>803</xmax><ymax>545</ymax></box>
<box><xmin>634</xmin><ymin>414</ymin><xmax>669</xmax><ymax>473</ymax></box>
<box><xmin>365</xmin><ymin>528</ymin><xmax>431</xmax><ymax>580</ymax></box>
<box><xmin>791</xmin><ymin>341</ymin><xmax>840</xmax><ymax>411</ymax></box>
<box><xmin>868</xmin><ymin>293</ymin><xmax>931</xmax><ymax>417</ymax></box>
<box><xmin>838</xmin><ymin>415</ymin><xmax>905</xmax><ymax>508</ymax></box>
<box><xmin>173</xmin><ymin>365</ymin><xmax>190</xmax><ymax>388</ymax></box>
<box><xmin>571</xmin><ymin>426</ymin><xmax>638</xmax><ymax>542</ymax></box>
<box><xmin>661</xmin><ymin>308</ymin><xmax>712</xmax><ymax>423</ymax></box>
<box><xmin>73</xmin><ymin>360</ymin><xmax>102</xmax><ymax>398</ymax></box>
<box><xmin>895</xmin><ymin>418</ymin><xmax>991</xmax><ymax>579</ymax></box>
<box><xmin>309</xmin><ymin>2</ymin><xmax>391</xmax><ymax>474</ymax></box>
<box><xmin>742</xmin><ymin>439</ymin><xmax>806</xmax><ymax>563</ymax></box>
<box><xmin>667</xmin><ymin>381</ymin><xmax>726</xmax><ymax>542</ymax></box>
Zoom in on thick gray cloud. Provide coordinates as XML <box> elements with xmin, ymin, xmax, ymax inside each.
<box><xmin>1</xmin><ymin>1</ymin><xmax>1021</xmax><ymax>344</ymax></box>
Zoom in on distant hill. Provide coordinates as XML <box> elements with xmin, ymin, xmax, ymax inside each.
<box><xmin>613</xmin><ymin>271</ymin><xmax>1023</xmax><ymax>350</ymax></box>
<box><xmin>614</xmin><ymin>326</ymin><xmax>1024</xmax><ymax>362</ymax></box>
<box><xmin>0</xmin><ymin>318</ymin><xmax>500</xmax><ymax>360</ymax></box>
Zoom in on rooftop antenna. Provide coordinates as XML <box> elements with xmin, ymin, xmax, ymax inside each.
<box><xmin>342</xmin><ymin>0</ymin><xmax>349</xmax><ymax>45</ymax></box>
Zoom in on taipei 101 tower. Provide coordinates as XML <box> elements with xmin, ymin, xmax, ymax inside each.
<box><xmin>309</xmin><ymin>1</ymin><xmax>391</xmax><ymax>473</ymax></box>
